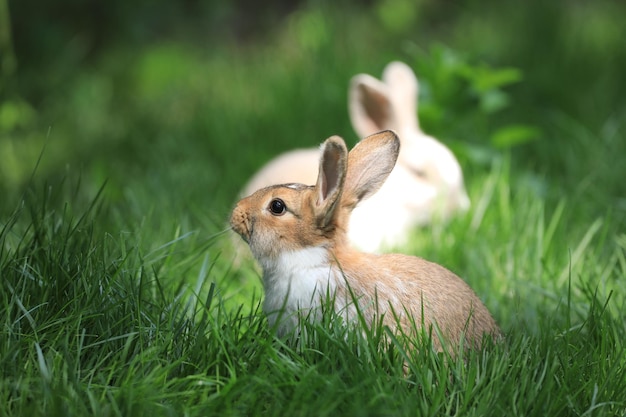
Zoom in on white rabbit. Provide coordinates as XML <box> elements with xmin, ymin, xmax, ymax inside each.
<box><xmin>230</xmin><ymin>131</ymin><xmax>499</xmax><ymax>351</ymax></box>
<box><xmin>238</xmin><ymin>61</ymin><xmax>469</xmax><ymax>252</ymax></box>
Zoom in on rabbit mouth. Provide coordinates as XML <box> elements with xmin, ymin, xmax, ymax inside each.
<box><xmin>237</xmin><ymin>228</ymin><xmax>250</xmax><ymax>243</ymax></box>
<box><xmin>230</xmin><ymin>208</ymin><xmax>252</xmax><ymax>243</ymax></box>
<box><xmin>234</xmin><ymin>222</ymin><xmax>251</xmax><ymax>243</ymax></box>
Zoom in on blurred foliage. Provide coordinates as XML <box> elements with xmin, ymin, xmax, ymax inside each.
<box><xmin>405</xmin><ymin>44</ymin><xmax>537</xmax><ymax>160</ymax></box>
<box><xmin>0</xmin><ymin>0</ymin><xmax>16</xmax><ymax>87</ymax></box>
<box><xmin>1</xmin><ymin>0</ymin><xmax>625</xmax><ymax>227</ymax></box>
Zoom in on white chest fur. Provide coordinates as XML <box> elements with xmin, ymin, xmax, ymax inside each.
<box><xmin>261</xmin><ymin>247</ymin><xmax>337</xmax><ymax>335</ymax></box>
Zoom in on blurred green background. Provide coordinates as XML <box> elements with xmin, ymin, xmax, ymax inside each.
<box><xmin>1</xmin><ymin>0</ymin><xmax>625</xmax><ymax>235</ymax></box>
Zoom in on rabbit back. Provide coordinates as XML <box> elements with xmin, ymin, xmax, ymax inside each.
<box><xmin>334</xmin><ymin>250</ymin><xmax>500</xmax><ymax>349</ymax></box>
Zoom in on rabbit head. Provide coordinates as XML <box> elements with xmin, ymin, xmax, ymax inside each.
<box><xmin>348</xmin><ymin>61</ymin><xmax>470</xmax><ymax>250</ymax></box>
<box><xmin>231</xmin><ymin>131</ymin><xmax>398</xmax><ymax>264</ymax></box>
<box><xmin>231</xmin><ymin>131</ymin><xmax>499</xmax><ymax>350</ymax></box>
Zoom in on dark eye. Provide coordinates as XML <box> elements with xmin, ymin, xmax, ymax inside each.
<box><xmin>411</xmin><ymin>167</ymin><xmax>428</xmax><ymax>179</ymax></box>
<box><xmin>268</xmin><ymin>198</ymin><xmax>287</xmax><ymax>216</ymax></box>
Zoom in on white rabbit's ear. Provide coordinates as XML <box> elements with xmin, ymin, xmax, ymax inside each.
<box><xmin>343</xmin><ymin>130</ymin><xmax>400</xmax><ymax>209</ymax></box>
<box><xmin>313</xmin><ymin>136</ymin><xmax>348</xmax><ymax>229</ymax></box>
<box><xmin>348</xmin><ymin>74</ymin><xmax>394</xmax><ymax>138</ymax></box>
<box><xmin>382</xmin><ymin>61</ymin><xmax>419</xmax><ymax>132</ymax></box>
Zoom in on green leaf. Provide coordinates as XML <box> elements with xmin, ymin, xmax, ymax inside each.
<box><xmin>480</xmin><ymin>89</ymin><xmax>510</xmax><ymax>113</ymax></box>
<box><xmin>490</xmin><ymin>124</ymin><xmax>541</xmax><ymax>148</ymax></box>
<box><xmin>464</xmin><ymin>66</ymin><xmax>523</xmax><ymax>92</ymax></box>
<box><xmin>0</xmin><ymin>99</ymin><xmax>35</xmax><ymax>131</ymax></box>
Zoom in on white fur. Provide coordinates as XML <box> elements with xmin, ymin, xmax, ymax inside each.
<box><xmin>261</xmin><ymin>247</ymin><xmax>338</xmax><ymax>334</ymax></box>
<box><xmin>349</xmin><ymin>128</ymin><xmax>470</xmax><ymax>252</ymax></box>
<box><xmin>242</xmin><ymin>149</ymin><xmax>319</xmax><ymax>197</ymax></box>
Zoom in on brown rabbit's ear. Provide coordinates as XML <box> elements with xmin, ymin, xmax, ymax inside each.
<box><xmin>313</xmin><ymin>136</ymin><xmax>348</xmax><ymax>229</ymax></box>
<box><xmin>343</xmin><ymin>130</ymin><xmax>400</xmax><ymax>209</ymax></box>
<box><xmin>349</xmin><ymin>74</ymin><xmax>394</xmax><ymax>138</ymax></box>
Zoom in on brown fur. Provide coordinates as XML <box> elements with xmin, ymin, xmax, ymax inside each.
<box><xmin>330</xmin><ymin>249</ymin><xmax>500</xmax><ymax>350</ymax></box>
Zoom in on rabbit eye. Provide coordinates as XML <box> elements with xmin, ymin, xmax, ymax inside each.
<box><xmin>411</xmin><ymin>168</ymin><xmax>427</xmax><ymax>179</ymax></box>
<box><xmin>268</xmin><ymin>198</ymin><xmax>287</xmax><ymax>216</ymax></box>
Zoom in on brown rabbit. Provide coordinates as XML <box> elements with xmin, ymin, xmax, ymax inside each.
<box><xmin>230</xmin><ymin>131</ymin><xmax>500</xmax><ymax>351</ymax></box>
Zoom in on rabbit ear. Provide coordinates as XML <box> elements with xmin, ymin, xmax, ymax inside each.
<box><xmin>382</xmin><ymin>61</ymin><xmax>419</xmax><ymax>132</ymax></box>
<box><xmin>343</xmin><ymin>130</ymin><xmax>400</xmax><ymax>209</ymax></box>
<box><xmin>312</xmin><ymin>136</ymin><xmax>348</xmax><ymax>229</ymax></box>
<box><xmin>348</xmin><ymin>74</ymin><xmax>394</xmax><ymax>138</ymax></box>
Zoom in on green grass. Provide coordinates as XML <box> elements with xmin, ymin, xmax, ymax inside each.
<box><xmin>2</xmin><ymin>1</ymin><xmax>626</xmax><ymax>416</ymax></box>
<box><xmin>1</xmin><ymin>166</ymin><xmax>625</xmax><ymax>416</ymax></box>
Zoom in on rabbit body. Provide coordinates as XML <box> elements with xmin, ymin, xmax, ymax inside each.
<box><xmin>238</xmin><ymin>61</ymin><xmax>469</xmax><ymax>253</ymax></box>
<box><xmin>230</xmin><ymin>131</ymin><xmax>499</xmax><ymax>351</ymax></box>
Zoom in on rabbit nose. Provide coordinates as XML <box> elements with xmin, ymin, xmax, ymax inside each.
<box><xmin>230</xmin><ymin>206</ymin><xmax>252</xmax><ymax>242</ymax></box>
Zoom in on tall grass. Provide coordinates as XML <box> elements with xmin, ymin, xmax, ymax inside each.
<box><xmin>1</xmin><ymin>159</ymin><xmax>624</xmax><ymax>416</ymax></box>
